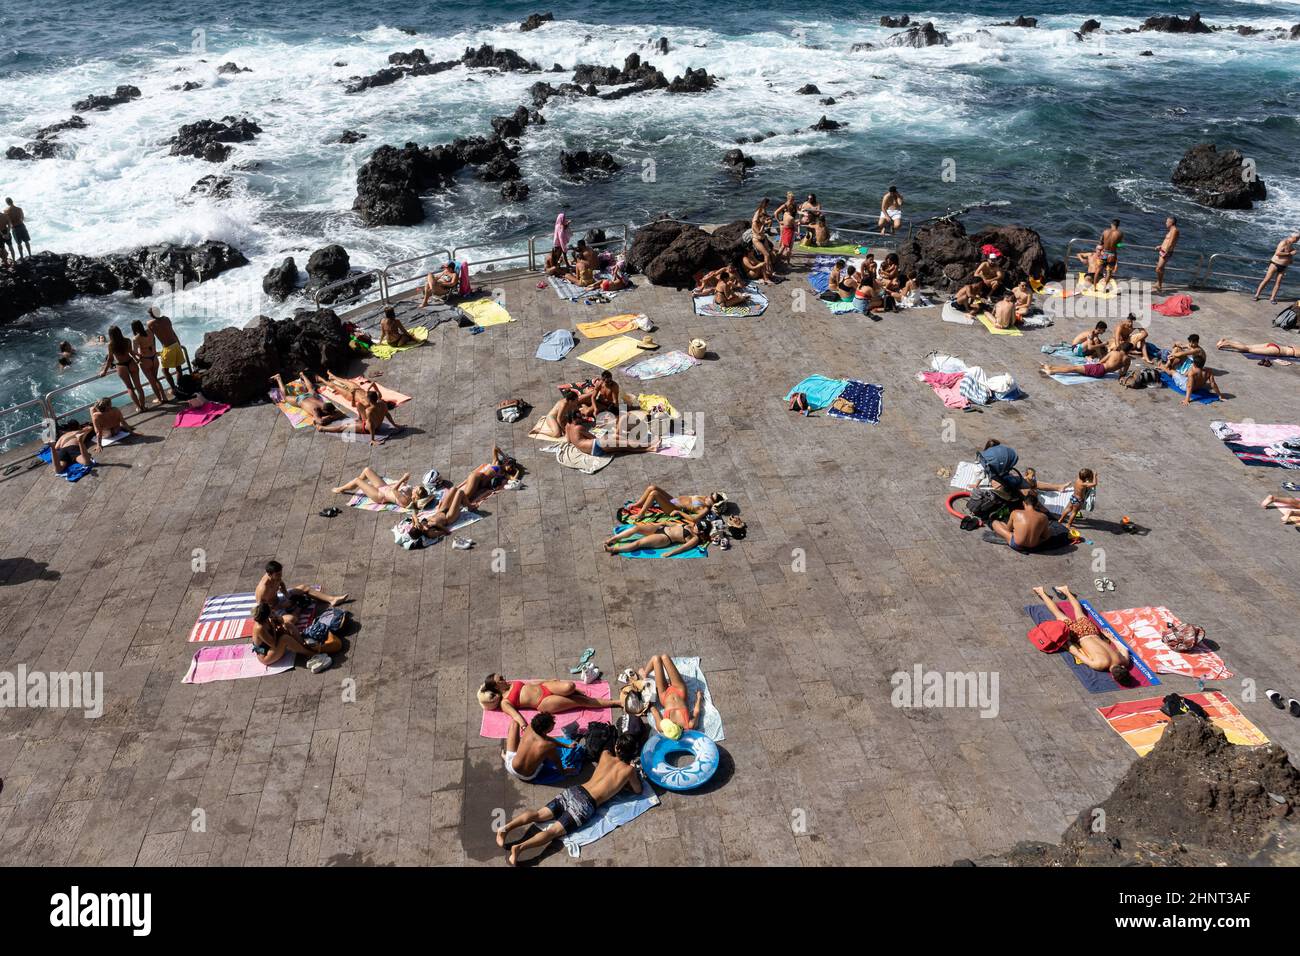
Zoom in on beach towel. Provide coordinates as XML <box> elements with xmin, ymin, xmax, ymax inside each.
<box><xmin>174</xmin><ymin>401</ymin><xmax>231</xmax><ymax>428</ymax></box>
<box><xmin>561</xmin><ymin>786</ymin><xmax>660</xmax><ymax>857</ymax></box>
<box><xmin>949</xmin><ymin>460</ymin><xmax>986</xmax><ymax>490</ymax></box>
<box><xmin>1099</xmin><ymin>606</ymin><xmax>1232</xmax><ymax>681</ymax></box>
<box><xmin>548</xmin><ymin>440</ymin><xmax>613</xmax><ymax>473</ymax></box>
<box><xmin>318</xmin><ymin>378</ymin><xmax>411</xmax><ymax>414</ymax></box>
<box><xmin>535</xmin><ymin>329</ymin><xmax>576</xmax><ymax>361</ymax></box>
<box><xmin>1023</xmin><ymin>602</ymin><xmax>1156</xmax><ymax>693</ymax></box>
<box><xmin>368</xmin><ymin>325</ymin><xmax>429</xmax><ymax>360</ymax></box>
<box><xmin>825</xmin><ymin>380</ymin><xmax>883</xmax><ymax>424</ymax></box>
<box><xmin>635</xmin><ymin>393</ymin><xmax>678</xmax><ymax>418</ymax></box>
<box><xmin>920</xmin><ymin>371</ymin><xmax>969</xmax><ymax>409</ymax></box>
<box><xmin>272</xmin><ymin>396</ymin><xmax>314</xmax><ymax>429</ymax></box>
<box><xmin>625</xmin><ymin>350</ymin><xmax>700</xmax><ymax>381</ymax></box>
<box><xmin>1097</xmin><ymin>692</ymin><xmax>1267</xmax><ymax>757</ymax></box>
<box><xmin>391</xmin><ymin>509</ymin><xmax>483</xmax><ymax>549</ymax></box>
<box><xmin>807</xmin><ymin>270</ymin><xmax>831</xmax><ymax>295</ymax></box>
<box><xmin>1039</xmin><ymin>344</ymin><xmax>1113</xmax><ymax>385</ymax></box>
<box><xmin>692</xmin><ymin>289</ymin><xmax>768</xmax><ymax>317</ymax></box>
<box><xmin>975</xmin><ymin>312</ymin><xmax>1022</xmax><ymax>337</ymax></box>
<box><xmin>36</xmin><ymin>446</ymin><xmax>96</xmax><ymax>482</ymax></box>
<box><xmin>1218</xmin><ymin>422</ymin><xmax>1300</xmax><ymax>447</ymax></box>
<box><xmin>183</xmin><ymin>643</ymin><xmax>295</xmax><ymax>684</ymax></box>
<box><xmin>1158</xmin><ymin>371</ymin><xmax>1219</xmax><ymax>404</ymax></box>
<box><xmin>577</xmin><ymin>335</ymin><xmax>645</xmax><ymax>371</ymax></box>
<box><xmin>575</xmin><ymin>314</ymin><xmax>646</xmax><ymax>339</ymax></box>
<box><xmin>795</xmin><ymin>240</ymin><xmax>863</xmax><ymax>256</ymax></box>
<box><xmin>784</xmin><ymin>375</ymin><xmax>848</xmax><ymax>410</ymax></box>
<box><xmin>460</xmin><ymin>298</ymin><xmax>513</xmax><ymax>327</ymax></box>
<box><xmin>1152</xmin><ymin>294</ymin><xmax>1193</xmax><ymax>317</ymax></box>
<box><xmin>611</xmin><ymin>523</ymin><xmax>707</xmax><ymax>559</ymax></box>
<box><xmin>187</xmin><ymin>591</ymin><xmax>315</xmax><ymax>643</ymax></box>
<box><xmin>478</xmin><ymin>681</ymin><xmax>611</xmax><ymax>738</ymax></box>
<box><xmin>547</xmin><ymin>274</ymin><xmax>590</xmax><ymax>301</ymax></box>
<box><xmin>1224</xmin><ymin>442</ymin><xmax>1300</xmax><ymax>469</ymax></box>
<box><xmin>941</xmin><ymin>301</ymin><xmax>977</xmax><ymax>326</ymax></box>
<box><xmin>98</xmin><ymin>429</ymin><xmax>132</xmax><ymax>446</ymax></box>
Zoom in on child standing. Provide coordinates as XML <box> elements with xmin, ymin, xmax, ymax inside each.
<box><xmin>1060</xmin><ymin>469</ymin><xmax>1098</xmax><ymax>527</ymax></box>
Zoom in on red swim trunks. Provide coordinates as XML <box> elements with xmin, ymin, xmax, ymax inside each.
<box><xmin>780</xmin><ymin>226</ymin><xmax>795</xmax><ymax>248</ymax></box>
<box><xmin>1082</xmin><ymin>362</ymin><xmax>1106</xmax><ymax>378</ymax></box>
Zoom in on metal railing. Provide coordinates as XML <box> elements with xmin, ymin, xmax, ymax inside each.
<box><xmin>378</xmin><ymin>248</ymin><xmax>454</xmax><ymax>309</ymax></box>
<box><xmin>1203</xmin><ymin>252</ymin><xmax>1298</xmax><ymax>298</ymax></box>
<box><xmin>312</xmin><ymin>267</ymin><xmax>387</xmax><ymax>311</ymax></box>
<box><xmin>1063</xmin><ymin>238</ymin><xmax>1204</xmax><ymax>285</ymax></box>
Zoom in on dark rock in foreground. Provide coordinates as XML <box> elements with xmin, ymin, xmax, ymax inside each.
<box><xmin>72</xmin><ymin>85</ymin><xmax>141</xmax><ymax>112</ymax></box>
<box><xmin>462</xmin><ymin>44</ymin><xmax>541</xmax><ymax>72</ymax></box>
<box><xmin>169</xmin><ymin>116</ymin><xmax>262</xmax><ymax>162</ymax></box>
<box><xmin>887</xmin><ymin>21</ymin><xmax>949</xmax><ymax>47</ymax></box>
<box><xmin>627</xmin><ymin>218</ymin><xmax>750</xmax><ymax>290</ymax></box>
<box><xmin>1141</xmin><ymin>13</ymin><xmax>1212</xmax><ymax>34</ymax></box>
<box><xmin>262</xmin><ymin>257</ymin><xmax>300</xmax><ymax>301</ymax></box>
<box><xmin>303</xmin><ymin>244</ymin><xmax>375</xmax><ymax>304</ymax></box>
<box><xmin>6</xmin><ymin>141</ymin><xmax>69</xmax><ymax>161</ymax></box>
<box><xmin>1172</xmin><ymin>142</ymin><xmax>1267</xmax><ymax>209</ymax></box>
<box><xmin>973</xmin><ymin>717</ymin><xmax>1300</xmax><ymax>866</ymax></box>
<box><xmin>897</xmin><ymin>219</ymin><xmax>1050</xmax><ymax>289</ymax></box>
<box><xmin>721</xmin><ymin>148</ymin><xmax>755</xmax><ymax>177</ymax></box>
<box><xmin>1080</xmin><ymin>19</ymin><xmax>1102</xmax><ymax>34</ymax></box>
<box><xmin>520</xmin><ymin>12</ymin><xmax>554</xmax><ymax>31</ymax></box>
<box><xmin>0</xmin><ymin>242</ymin><xmax>248</xmax><ymax>324</ymax></box>
<box><xmin>194</xmin><ymin>309</ymin><xmax>350</xmax><ymax>406</ymax></box>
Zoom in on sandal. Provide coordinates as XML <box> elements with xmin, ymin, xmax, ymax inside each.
<box><xmin>1291</xmin><ymin>698</ymin><xmax>1300</xmax><ymax>719</ymax></box>
<box><xmin>1282</xmin><ymin>482</ymin><xmax>1300</xmax><ymax>493</ymax></box>
<box><xmin>1094</xmin><ymin>579</ymin><xmax>1105</xmax><ymax>592</ymax></box>
<box><xmin>1104</xmin><ymin>578</ymin><xmax>1115</xmax><ymax>591</ymax></box>
<box><xmin>1267</xmin><ymin>689</ymin><xmax>1285</xmax><ymax>709</ymax></box>
<box><xmin>570</xmin><ymin>647</ymin><xmax>596</xmax><ymax>674</ymax></box>
<box><xmin>318</xmin><ymin>507</ymin><xmax>341</xmax><ymax>518</ymax></box>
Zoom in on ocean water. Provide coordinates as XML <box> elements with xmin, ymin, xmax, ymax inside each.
<box><xmin>1</xmin><ymin>0</ymin><xmax>1298</xmax><ymax>430</ymax></box>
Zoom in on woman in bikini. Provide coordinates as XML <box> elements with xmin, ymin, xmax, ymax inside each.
<box><xmin>1216</xmin><ymin>338</ymin><xmax>1299</xmax><ymax>358</ymax></box>
<box><xmin>1031</xmin><ymin>585</ymin><xmax>1131</xmax><ymax>680</ymax></box>
<box><xmin>90</xmin><ymin>397</ymin><xmax>135</xmax><ymax>450</ymax></box>
<box><xmin>637</xmin><ymin>654</ymin><xmax>703</xmax><ymax>734</ymax></box>
<box><xmin>456</xmin><ymin>447</ymin><xmax>523</xmax><ymax>501</ymax></box>
<box><xmin>316</xmin><ymin>377</ymin><xmax>398</xmax><ymax>444</ymax></box>
<box><xmin>332</xmin><ymin>468</ymin><xmax>430</xmax><ymax>509</ymax></box>
<box><xmin>603</xmin><ymin>518</ymin><xmax>707</xmax><ymax>557</ymax></box>
<box><xmin>625</xmin><ymin>485</ymin><xmax>727</xmax><ymax>521</ymax></box>
<box><xmin>251</xmin><ymin>602</ymin><xmax>317</xmax><ymax>667</ymax></box>
<box><xmin>477</xmin><ymin>673</ymin><xmax>621</xmax><ymax>730</ymax></box>
<box><xmin>271</xmin><ymin>372</ymin><xmax>346</xmax><ymax>427</ymax></box>
<box><xmin>130</xmin><ymin>319</ymin><xmax>167</xmax><ymax>405</ymax></box>
<box><xmin>544</xmin><ymin>243</ymin><xmax>569</xmax><ymax>278</ymax></box>
<box><xmin>99</xmin><ymin>325</ymin><xmax>148</xmax><ymax>413</ymax></box>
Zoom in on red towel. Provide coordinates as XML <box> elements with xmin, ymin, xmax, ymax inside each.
<box><xmin>1152</xmin><ymin>294</ymin><xmax>1192</xmax><ymax>317</ymax></box>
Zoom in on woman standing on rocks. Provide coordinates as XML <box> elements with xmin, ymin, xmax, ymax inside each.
<box><xmin>99</xmin><ymin>325</ymin><xmax>148</xmax><ymax>413</ymax></box>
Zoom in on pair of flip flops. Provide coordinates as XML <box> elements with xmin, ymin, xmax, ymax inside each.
<box><xmin>1094</xmin><ymin>577</ymin><xmax>1115</xmax><ymax>592</ymax></box>
<box><xmin>1266</xmin><ymin>690</ymin><xmax>1300</xmax><ymax>717</ymax></box>
<box><xmin>1282</xmin><ymin>481</ymin><xmax>1300</xmax><ymax>493</ymax></box>
<box><xmin>318</xmin><ymin>507</ymin><xmax>341</xmax><ymax>518</ymax></box>
<box><xmin>570</xmin><ymin>647</ymin><xmax>595</xmax><ymax>674</ymax></box>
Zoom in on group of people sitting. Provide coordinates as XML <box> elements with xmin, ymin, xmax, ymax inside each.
<box><xmin>968</xmin><ymin>440</ymin><xmax>1099</xmax><ymax>552</ymax></box>
<box><xmin>544</xmin><ymin>235</ymin><xmax>631</xmax><ymax>293</ymax></box>
<box><xmin>532</xmin><ymin>371</ymin><xmax>664</xmax><ymax>456</ymax></box>
<box><xmin>480</xmin><ymin>652</ymin><xmax>707</xmax><ymax>864</ymax></box>
<box><xmin>250</xmin><ymin>559</ymin><xmax>349</xmax><ymax>667</ymax></box>
<box><xmin>822</xmin><ymin>251</ymin><xmax>921</xmax><ymax>315</ymax></box>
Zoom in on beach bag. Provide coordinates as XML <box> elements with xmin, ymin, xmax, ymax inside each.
<box><xmin>583</xmin><ymin>721</ymin><xmax>616</xmax><ymax>760</ymax></box>
<box><xmin>1273</xmin><ymin>306</ymin><xmax>1296</xmax><ymax>330</ymax></box>
<box><xmin>616</xmin><ymin>712</ymin><xmax>649</xmax><ymax>746</ymax></box>
<box><xmin>1160</xmin><ymin>693</ymin><xmax>1208</xmax><ymax>721</ymax></box>
<box><xmin>688</xmin><ymin>338</ymin><xmax>708</xmax><ymax>360</ymax></box>
<box><xmin>1160</xmin><ymin>622</ymin><xmax>1204</xmax><ymax>652</ymax></box>
<box><xmin>305</xmin><ymin>607</ymin><xmax>350</xmax><ymax>643</ymax></box>
<box><xmin>496</xmin><ymin>398</ymin><xmax>526</xmax><ymax>423</ymax></box>
<box><xmin>965</xmin><ymin>489</ymin><xmax>1005</xmax><ymax>522</ymax></box>
<box><xmin>1028</xmin><ymin>620</ymin><xmax>1071</xmax><ymax>653</ymax></box>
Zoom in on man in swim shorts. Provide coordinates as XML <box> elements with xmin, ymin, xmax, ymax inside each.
<box><xmin>878</xmin><ymin>185</ymin><xmax>903</xmax><ymax>235</ymax></box>
<box><xmin>1100</xmin><ymin>219</ymin><xmax>1123</xmax><ymax>280</ymax></box>
<box><xmin>146</xmin><ymin>306</ymin><xmax>184</xmax><ymax>396</ymax></box>
<box><xmin>502</xmin><ymin>712</ymin><xmax>577</xmax><ymax>782</ymax></box>
<box><xmin>990</xmin><ymin>493</ymin><xmax>1050</xmax><ymax>552</ymax></box>
<box><xmin>1255</xmin><ymin>232</ymin><xmax>1298</xmax><ymax>304</ymax></box>
<box><xmin>496</xmin><ymin>733</ymin><xmax>642</xmax><ymax>865</ymax></box>
<box><xmin>1039</xmin><ymin>344</ymin><xmax>1133</xmax><ymax>379</ymax></box>
<box><xmin>563</xmin><ymin>413</ymin><xmax>658</xmax><ymax>456</ymax></box>
<box><xmin>4</xmin><ymin>198</ymin><xmax>30</xmax><ymax>259</ymax></box>
<box><xmin>1155</xmin><ymin>216</ymin><xmax>1179</xmax><ymax>293</ymax></box>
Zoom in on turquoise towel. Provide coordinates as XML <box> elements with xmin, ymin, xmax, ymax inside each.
<box><xmin>784</xmin><ymin>375</ymin><xmax>848</xmax><ymax>409</ymax></box>
<box><xmin>611</xmin><ymin>523</ymin><xmax>707</xmax><ymax>559</ymax></box>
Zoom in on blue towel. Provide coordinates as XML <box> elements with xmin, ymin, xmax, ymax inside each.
<box><xmin>37</xmin><ymin>446</ymin><xmax>96</xmax><ymax>482</ymax></box>
<box><xmin>535</xmin><ymin>328</ymin><xmax>576</xmax><ymax>361</ymax></box>
<box><xmin>531</xmin><ymin>735</ymin><xmax>587</xmax><ymax>784</ymax></box>
<box><xmin>825</xmin><ymin>379</ymin><xmax>883</xmax><ymax>424</ymax></box>
<box><xmin>611</xmin><ymin>524</ymin><xmax>707</xmax><ymax>559</ymax></box>
<box><xmin>1158</xmin><ymin>371</ymin><xmax>1219</xmax><ymax>404</ymax></box>
<box><xmin>808</xmin><ymin>270</ymin><xmax>830</xmax><ymax>294</ymax></box>
<box><xmin>561</xmin><ymin>785</ymin><xmax>659</xmax><ymax>857</ymax></box>
<box><xmin>784</xmin><ymin>375</ymin><xmax>848</xmax><ymax>410</ymax></box>
<box><xmin>1023</xmin><ymin>603</ymin><xmax>1159</xmax><ymax>692</ymax></box>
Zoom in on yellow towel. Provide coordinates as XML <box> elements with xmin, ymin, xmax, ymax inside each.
<box><xmin>369</xmin><ymin>325</ymin><xmax>429</xmax><ymax>360</ymax></box>
<box><xmin>975</xmin><ymin>312</ymin><xmax>1023</xmax><ymax>337</ymax></box>
<box><xmin>576</xmin><ymin>314</ymin><xmax>645</xmax><ymax>339</ymax></box>
<box><xmin>636</xmin><ymin>393</ymin><xmax>678</xmax><ymax>417</ymax></box>
<box><xmin>577</xmin><ymin>335</ymin><xmax>645</xmax><ymax>371</ymax></box>
<box><xmin>461</xmin><ymin>299</ymin><xmax>514</xmax><ymax>327</ymax></box>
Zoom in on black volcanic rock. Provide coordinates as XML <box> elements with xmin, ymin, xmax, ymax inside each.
<box><xmin>896</xmin><ymin>220</ymin><xmax>1049</xmax><ymax>289</ymax></box>
<box><xmin>887</xmin><ymin>22</ymin><xmax>948</xmax><ymax>47</ymax></box>
<box><xmin>336</xmin><ymin>130</ymin><xmax>367</xmax><ymax>144</ymax></box>
<box><xmin>461</xmin><ymin>44</ymin><xmax>540</xmax><ymax>72</ymax></box>
<box><xmin>389</xmin><ymin>48</ymin><xmax>429</xmax><ymax>66</ymax></box>
<box><xmin>628</xmin><ymin>218</ymin><xmax>751</xmax><ymax>289</ymax></box>
<box><xmin>1141</xmin><ymin>13</ymin><xmax>1212</xmax><ymax>34</ymax></box>
<box><xmin>169</xmin><ymin>116</ymin><xmax>261</xmax><ymax>162</ymax></box>
<box><xmin>721</xmin><ymin>148</ymin><xmax>755</xmax><ymax>176</ymax></box>
<box><xmin>262</xmin><ymin>257</ymin><xmax>299</xmax><ymax>301</ymax></box>
<box><xmin>346</xmin><ymin>52</ymin><xmax>458</xmax><ymax>94</ymax></box>
<box><xmin>0</xmin><ymin>242</ymin><xmax>247</xmax><ymax>324</ymax></box>
<box><xmin>35</xmin><ymin>116</ymin><xmax>86</xmax><ymax>140</ymax></box>
<box><xmin>306</xmin><ymin>245</ymin><xmax>350</xmax><ymax>285</ymax></box>
<box><xmin>1291</xmin><ymin>24</ymin><xmax>1300</xmax><ymax>39</ymax></box>
<box><xmin>6</xmin><ymin>140</ymin><xmax>68</xmax><ymax>161</ymax></box>
<box><xmin>500</xmin><ymin>180</ymin><xmax>530</xmax><ymax>202</ymax></box>
<box><xmin>1172</xmin><ymin>143</ymin><xmax>1268</xmax><ymax>209</ymax></box>
<box><xmin>996</xmin><ymin>15</ymin><xmax>1038</xmax><ymax>27</ymax></box>
<box><xmin>72</xmin><ymin>85</ymin><xmax>141</xmax><ymax>112</ymax></box>
<box><xmin>190</xmin><ymin>174</ymin><xmax>233</xmax><ymax>199</ymax></box>
<box><xmin>520</xmin><ymin>12</ymin><xmax>554</xmax><ymax>31</ymax></box>
<box><xmin>194</xmin><ymin>310</ymin><xmax>350</xmax><ymax>405</ymax></box>
<box><xmin>795</xmin><ymin>83</ymin><xmax>820</xmax><ymax>95</ymax></box>
<box><xmin>880</xmin><ymin>15</ymin><xmax>910</xmax><ymax>28</ymax></box>
<box><xmin>217</xmin><ymin>61</ymin><xmax>251</xmax><ymax>74</ymax></box>
<box><xmin>809</xmin><ymin>115</ymin><xmax>845</xmax><ymax>131</ymax></box>
<box><xmin>1080</xmin><ymin>19</ymin><xmax>1102</xmax><ymax>33</ymax></box>
<box><xmin>560</xmin><ymin>149</ymin><xmax>620</xmax><ymax>179</ymax></box>
<box><xmin>667</xmin><ymin>67</ymin><xmax>716</xmax><ymax>93</ymax></box>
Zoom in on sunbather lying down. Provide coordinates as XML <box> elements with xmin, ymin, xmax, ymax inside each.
<box><xmin>604</xmin><ymin>519</ymin><xmax>706</xmax><ymax>557</ymax></box>
<box><xmin>1031</xmin><ymin>584</ymin><xmax>1131</xmax><ymax>679</ymax></box>
<box><xmin>272</xmin><ymin>372</ymin><xmax>346</xmax><ymax>427</ymax></box>
<box><xmin>313</xmin><ymin>372</ymin><xmax>401</xmax><ymax>443</ymax></box>
<box><xmin>1262</xmin><ymin>495</ymin><xmax>1300</xmax><ymax>525</ymax></box>
<box><xmin>477</xmin><ymin>674</ymin><xmax>622</xmax><ymax>727</ymax></box>
<box><xmin>333</xmin><ymin>467</ymin><xmax>431</xmax><ymax>510</ymax></box>
<box><xmin>625</xmin><ymin>484</ymin><xmax>727</xmax><ymax>521</ymax></box>
<box><xmin>1217</xmin><ymin>338</ymin><xmax>1299</xmax><ymax>358</ymax></box>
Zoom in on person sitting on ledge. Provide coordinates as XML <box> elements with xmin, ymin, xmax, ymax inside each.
<box><xmin>501</xmin><ymin>712</ymin><xmax>580</xmax><ymax>783</ymax></box>
<box><xmin>254</xmin><ymin>560</ymin><xmax>348</xmax><ymax>626</ymax></box>
<box><xmin>604</xmin><ymin>517</ymin><xmax>706</xmax><ymax>556</ymax></box>
<box><xmin>90</xmin><ymin>398</ymin><xmax>136</xmax><ymax>450</ymax></box>
<box><xmin>989</xmin><ymin>491</ymin><xmax>1050</xmax><ymax>552</ymax></box>
<box><xmin>1216</xmin><ymin>337</ymin><xmax>1299</xmax><ymax>358</ymax></box>
<box><xmin>495</xmin><ymin>732</ymin><xmax>640</xmax><ymax>865</ymax></box>
<box><xmin>379</xmin><ymin>306</ymin><xmax>420</xmax><ymax>348</ymax></box>
<box><xmin>48</xmin><ymin>421</ymin><xmax>94</xmax><ymax>476</ymax></box>
<box><xmin>332</xmin><ymin>467</ymin><xmax>430</xmax><ymax>510</ymax></box>
<box><xmin>625</xmin><ymin>485</ymin><xmax>728</xmax><ymax>521</ymax></box>
<box><xmin>419</xmin><ymin>261</ymin><xmax>458</xmax><ymax>306</ymax></box>
<box><xmin>1040</xmin><ymin>343</ymin><xmax>1133</xmax><ymax>380</ymax></box>
<box><xmin>1031</xmin><ymin>585</ymin><xmax>1132</xmax><ymax>680</ymax></box>
<box><xmin>251</xmin><ymin>601</ymin><xmax>318</xmax><ymax>667</ymax></box>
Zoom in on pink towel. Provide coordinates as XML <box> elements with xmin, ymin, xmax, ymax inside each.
<box><xmin>553</xmin><ymin>212</ymin><xmax>570</xmax><ymax>251</ymax></box>
<box><xmin>458</xmin><ymin>261</ymin><xmax>471</xmax><ymax>295</ymax></box>
<box><xmin>920</xmin><ymin>370</ymin><xmax>969</xmax><ymax>409</ymax></box>
<box><xmin>1152</xmin><ymin>294</ymin><xmax>1192</xmax><ymax>317</ymax></box>
<box><xmin>174</xmin><ymin>401</ymin><xmax>231</xmax><ymax>428</ymax></box>
<box><xmin>1226</xmin><ymin>422</ymin><xmax>1300</xmax><ymax>446</ymax></box>
<box><xmin>478</xmin><ymin>681</ymin><xmax>611</xmax><ymax>738</ymax></box>
<box><xmin>182</xmin><ymin>643</ymin><xmax>294</xmax><ymax>683</ymax></box>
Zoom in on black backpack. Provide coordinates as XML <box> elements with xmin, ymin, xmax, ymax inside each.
<box><xmin>582</xmin><ymin>721</ymin><xmax>616</xmax><ymax>760</ymax></box>
<box><xmin>615</xmin><ymin>712</ymin><xmax>648</xmax><ymax>747</ymax></box>
<box><xmin>1159</xmin><ymin>693</ymin><xmax>1208</xmax><ymax>721</ymax></box>
<box><xmin>1274</xmin><ymin>306</ymin><xmax>1297</xmax><ymax>331</ymax></box>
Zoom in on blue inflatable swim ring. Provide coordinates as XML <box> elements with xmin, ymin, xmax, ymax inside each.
<box><xmin>640</xmin><ymin>730</ymin><xmax>719</xmax><ymax>791</ymax></box>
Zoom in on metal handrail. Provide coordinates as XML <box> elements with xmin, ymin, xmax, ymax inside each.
<box><xmin>1063</xmin><ymin>237</ymin><xmax>1204</xmax><ymax>284</ymax></box>
<box><xmin>312</xmin><ymin>267</ymin><xmax>387</xmax><ymax>310</ymax></box>
<box><xmin>380</xmin><ymin>248</ymin><xmax>454</xmax><ymax>302</ymax></box>
<box><xmin>1203</xmin><ymin>252</ymin><xmax>1298</xmax><ymax>297</ymax></box>
<box><xmin>0</xmin><ymin>396</ymin><xmax>55</xmax><ymax>450</ymax></box>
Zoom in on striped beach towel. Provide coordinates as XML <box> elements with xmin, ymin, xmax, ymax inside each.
<box><xmin>186</xmin><ymin>592</ymin><xmax>315</xmax><ymax>643</ymax></box>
